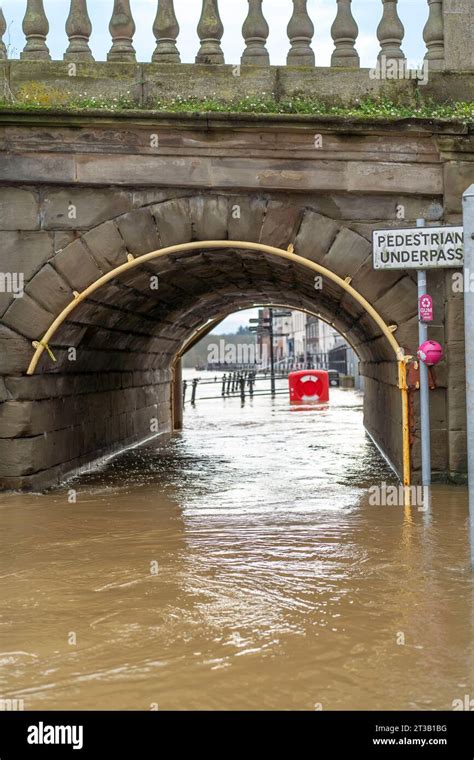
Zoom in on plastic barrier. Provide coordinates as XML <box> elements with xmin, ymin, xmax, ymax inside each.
<box><xmin>289</xmin><ymin>370</ymin><xmax>330</xmax><ymax>403</ymax></box>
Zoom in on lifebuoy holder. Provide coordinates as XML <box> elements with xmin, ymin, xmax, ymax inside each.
<box><xmin>289</xmin><ymin>370</ymin><xmax>330</xmax><ymax>403</ymax></box>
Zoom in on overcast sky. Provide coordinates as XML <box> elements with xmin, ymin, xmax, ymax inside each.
<box><xmin>3</xmin><ymin>0</ymin><xmax>428</xmax><ymax>67</ymax></box>
<box><xmin>2</xmin><ymin>0</ymin><xmax>429</xmax><ymax>333</ymax></box>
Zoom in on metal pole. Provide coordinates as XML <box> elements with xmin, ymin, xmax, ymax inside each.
<box><xmin>269</xmin><ymin>307</ymin><xmax>276</xmax><ymax>397</ymax></box>
<box><xmin>191</xmin><ymin>378</ymin><xmax>198</xmax><ymax>406</ymax></box>
<box><xmin>249</xmin><ymin>372</ymin><xmax>254</xmax><ymax>397</ymax></box>
<box><xmin>417</xmin><ymin>218</ymin><xmax>431</xmax><ymax>486</ymax></box>
<box><xmin>463</xmin><ymin>185</ymin><xmax>474</xmax><ymax>568</ymax></box>
<box><xmin>240</xmin><ymin>376</ymin><xmax>246</xmax><ymax>402</ymax></box>
<box><xmin>173</xmin><ymin>358</ymin><xmax>184</xmax><ymax>430</ymax></box>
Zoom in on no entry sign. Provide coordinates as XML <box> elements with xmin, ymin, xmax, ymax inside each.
<box><xmin>373</xmin><ymin>226</ymin><xmax>464</xmax><ymax>270</ymax></box>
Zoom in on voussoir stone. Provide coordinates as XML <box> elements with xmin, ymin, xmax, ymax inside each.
<box><xmin>189</xmin><ymin>196</ymin><xmax>229</xmax><ymax>241</ymax></box>
<box><xmin>0</xmin><ymin>290</ymin><xmax>18</xmax><ymax>321</ymax></box>
<box><xmin>52</xmin><ymin>239</ymin><xmax>103</xmax><ymax>292</ymax></box>
<box><xmin>25</xmin><ymin>264</ymin><xmax>74</xmax><ymax>314</ymax></box>
<box><xmin>259</xmin><ymin>201</ymin><xmax>305</xmax><ymax>250</ymax></box>
<box><xmin>321</xmin><ymin>227</ymin><xmax>371</xmax><ymax>280</ymax></box>
<box><xmin>2</xmin><ymin>293</ymin><xmax>54</xmax><ymax>340</ymax></box>
<box><xmin>294</xmin><ymin>210</ymin><xmax>340</xmax><ymax>263</ymax></box>
<box><xmin>227</xmin><ymin>196</ymin><xmax>267</xmax><ymax>243</ymax></box>
<box><xmin>151</xmin><ymin>198</ymin><xmax>192</xmax><ymax>247</ymax></box>
<box><xmin>116</xmin><ymin>208</ymin><xmax>161</xmax><ymax>255</ymax></box>
<box><xmin>82</xmin><ymin>221</ymin><xmax>128</xmax><ymax>271</ymax></box>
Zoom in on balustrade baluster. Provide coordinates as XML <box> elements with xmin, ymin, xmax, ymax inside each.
<box><xmin>196</xmin><ymin>0</ymin><xmax>224</xmax><ymax>64</ymax></box>
<box><xmin>423</xmin><ymin>0</ymin><xmax>445</xmax><ymax>70</ymax></box>
<box><xmin>153</xmin><ymin>0</ymin><xmax>180</xmax><ymax>63</ymax></box>
<box><xmin>331</xmin><ymin>0</ymin><xmax>359</xmax><ymax>68</ymax></box>
<box><xmin>108</xmin><ymin>0</ymin><xmax>136</xmax><ymax>62</ymax></box>
<box><xmin>65</xmin><ymin>0</ymin><xmax>94</xmax><ymax>61</ymax></box>
<box><xmin>287</xmin><ymin>0</ymin><xmax>315</xmax><ymax>67</ymax></box>
<box><xmin>377</xmin><ymin>0</ymin><xmax>405</xmax><ymax>61</ymax></box>
<box><xmin>242</xmin><ymin>0</ymin><xmax>269</xmax><ymax>66</ymax></box>
<box><xmin>21</xmin><ymin>0</ymin><xmax>51</xmax><ymax>61</ymax></box>
<box><xmin>11</xmin><ymin>0</ymin><xmax>447</xmax><ymax>77</ymax></box>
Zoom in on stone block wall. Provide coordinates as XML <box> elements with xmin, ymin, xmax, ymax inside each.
<box><xmin>0</xmin><ymin>181</ymin><xmax>458</xmax><ymax>488</ymax></box>
<box><xmin>0</xmin><ymin>109</ymin><xmax>472</xmax><ymax>489</ymax></box>
<box><xmin>0</xmin><ymin>370</ymin><xmax>171</xmax><ymax>490</ymax></box>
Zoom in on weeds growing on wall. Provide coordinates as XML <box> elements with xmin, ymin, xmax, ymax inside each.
<box><xmin>0</xmin><ymin>83</ymin><xmax>472</xmax><ymax>124</ymax></box>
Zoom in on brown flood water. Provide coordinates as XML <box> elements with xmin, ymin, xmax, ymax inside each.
<box><xmin>0</xmin><ymin>376</ymin><xmax>473</xmax><ymax>710</ymax></box>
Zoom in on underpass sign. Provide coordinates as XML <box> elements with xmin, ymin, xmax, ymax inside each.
<box><xmin>372</xmin><ymin>220</ymin><xmax>465</xmax><ymax>491</ymax></box>
<box><xmin>373</xmin><ymin>226</ymin><xmax>464</xmax><ymax>270</ymax></box>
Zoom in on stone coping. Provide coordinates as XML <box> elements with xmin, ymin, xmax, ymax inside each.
<box><xmin>1</xmin><ymin>61</ymin><xmax>473</xmax><ymax>108</ymax></box>
<box><xmin>0</xmin><ymin>108</ymin><xmax>471</xmax><ymax>135</ymax></box>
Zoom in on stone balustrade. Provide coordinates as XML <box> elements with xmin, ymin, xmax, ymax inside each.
<box><xmin>0</xmin><ymin>0</ymin><xmax>472</xmax><ymax>71</ymax></box>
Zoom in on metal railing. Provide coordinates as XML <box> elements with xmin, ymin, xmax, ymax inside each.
<box><xmin>183</xmin><ymin>371</ymin><xmax>290</xmax><ymax>405</ymax></box>
<box><xmin>182</xmin><ymin>366</ymin><xmax>344</xmax><ymax>405</ymax></box>
<box><xmin>0</xmin><ymin>1</ymin><xmax>449</xmax><ymax>71</ymax></box>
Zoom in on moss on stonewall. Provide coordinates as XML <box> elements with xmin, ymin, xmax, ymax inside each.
<box><xmin>0</xmin><ymin>86</ymin><xmax>473</xmax><ymax>124</ymax></box>
<box><xmin>148</xmin><ymin>95</ymin><xmax>474</xmax><ymax>123</ymax></box>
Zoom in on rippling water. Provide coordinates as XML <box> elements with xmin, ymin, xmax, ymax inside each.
<box><xmin>0</xmin><ymin>374</ymin><xmax>472</xmax><ymax>710</ymax></box>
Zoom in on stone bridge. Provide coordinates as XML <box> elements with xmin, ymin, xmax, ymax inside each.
<box><xmin>0</xmin><ymin>0</ymin><xmax>473</xmax><ymax>490</ymax></box>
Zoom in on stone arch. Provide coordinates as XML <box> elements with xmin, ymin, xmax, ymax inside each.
<box><xmin>0</xmin><ymin>193</ymin><xmax>418</xmax><ymax>491</ymax></box>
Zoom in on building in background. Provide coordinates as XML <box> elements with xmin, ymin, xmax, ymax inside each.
<box><xmin>252</xmin><ymin>309</ymin><xmax>361</xmax><ymax>386</ymax></box>
<box><xmin>306</xmin><ymin>316</ymin><xmax>341</xmax><ymax>364</ymax></box>
<box><xmin>297</xmin><ymin>313</ymin><xmax>362</xmax><ymax>388</ymax></box>
<box><xmin>292</xmin><ymin>311</ymin><xmax>307</xmax><ymax>364</ymax></box>
<box><xmin>273</xmin><ymin>312</ymin><xmax>291</xmax><ymax>364</ymax></box>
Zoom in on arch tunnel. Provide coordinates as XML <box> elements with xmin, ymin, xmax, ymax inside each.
<box><xmin>0</xmin><ymin>193</ymin><xmax>422</xmax><ymax>491</ymax></box>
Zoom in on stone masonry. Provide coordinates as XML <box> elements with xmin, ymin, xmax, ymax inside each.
<box><xmin>0</xmin><ymin>94</ymin><xmax>473</xmax><ymax>489</ymax></box>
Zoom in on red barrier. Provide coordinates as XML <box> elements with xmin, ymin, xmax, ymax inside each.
<box><xmin>289</xmin><ymin>370</ymin><xmax>330</xmax><ymax>403</ymax></box>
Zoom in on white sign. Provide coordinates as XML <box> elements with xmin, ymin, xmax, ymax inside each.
<box><xmin>373</xmin><ymin>226</ymin><xmax>464</xmax><ymax>270</ymax></box>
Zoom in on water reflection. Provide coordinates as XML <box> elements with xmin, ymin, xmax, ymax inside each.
<box><xmin>0</xmin><ymin>377</ymin><xmax>472</xmax><ymax>710</ymax></box>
